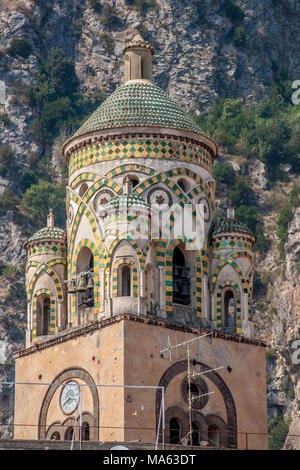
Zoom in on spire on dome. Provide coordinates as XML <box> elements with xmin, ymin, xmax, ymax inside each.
<box><xmin>47</xmin><ymin>209</ymin><xmax>55</xmax><ymax>228</ymax></box>
<box><xmin>123</xmin><ymin>32</ymin><xmax>155</xmax><ymax>83</ymax></box>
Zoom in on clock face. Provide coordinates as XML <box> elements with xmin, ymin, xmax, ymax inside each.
<box><xmin>60</xmin><ymin>381</ymin><xmax>79</xmax><ymax>414</ymax></box>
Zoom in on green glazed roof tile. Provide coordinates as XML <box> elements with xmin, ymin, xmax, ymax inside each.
<box><xmin>212</xmin><ymin>219</ymin><xmax>255</xmax><ymax>237</ymax></box>
<box><xmin>73</xmin><ymin>81</ymin><xmax>206</xmax><ymax>138</ymax></box>
<box><xmin>105</xmin><ymin>194</ymin><xmax>150</xmax><ymax>210</ymax></box>
<box><xmin>28</xmin><ymin>226</ymin><xmax>67</xmax><ymax>243</ymax></box>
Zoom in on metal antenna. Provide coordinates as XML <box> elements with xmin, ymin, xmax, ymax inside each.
<box><xmin>159</xmin><ymin>332</ymin><xmax>226</xmax><ymax>448</ymax></box>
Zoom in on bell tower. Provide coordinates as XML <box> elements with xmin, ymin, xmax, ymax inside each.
<box><xmin>13</xmin><ymin>33</ymin><xmax>268</xmax><ymax>450</ymax></box>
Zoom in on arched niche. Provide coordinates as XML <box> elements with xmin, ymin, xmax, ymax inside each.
<box><xmin>156</xmin><ymin>360</ymin><xmax>237</xmax><ymax>448</ymax></box>
<box><xmin>79</xmin><ymin>182</ymin><xmax>89</xmax><ymax>198</ymax></box>
<box><xmin>118</xmin><ymin>264</ymin><xmax>131</xmax><ymax>297</ymax></box>
<box><xmin>38</xmin><ymin>368</ymin><xmax>99</xmax><ymax>441</ymax></box>
<box><xmin>36</xmin><ymin>294</ymin><xmax>51</xmax><ymax>337</ymax></box>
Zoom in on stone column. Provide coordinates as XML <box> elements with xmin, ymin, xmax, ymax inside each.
<box><xmin>26</xmin><ymin>301</ymin><xmax>31</xmax><ymax>347</ymax></box>
<box><xmin>158</xmin><ymin>265</ymin><xmax>166</xmax><ymax>318</ymax></box>
<box><xmin>106</xmin><ymin>271</ymin><xmax>112</xmax><ymax>317</ymax></box>
<box><xmin>202</xmin><ymin>276</ymin><xmax>209</xmax><ymax>320</ymax></box>
<box><xmin>67</xmin><ymin>293</ymin><xmax>72</xmax><ymax>327</ymax></box>
<box><xmin>100</xmin><ymin>268</ymin><xmax>105</xmax><ymax>314</ymax></box>
<box><xmin>211</xmin><ymin>293</ymin><xmax>217</xmax><ymax>329</ymax></box>
<box><xmin>57</xmin><ymin>301</ymin><xmax>62</xmax><ymax>329</ymax></box>
<box><xmin>243</xmin><ymin>292</ymin><xmax>249</xmax><ymax>321</ymax></box>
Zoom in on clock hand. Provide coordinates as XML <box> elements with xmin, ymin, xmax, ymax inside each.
<box><xmin>63</xmin><ymin>396</ymin><xmax>75</xmax><ymax>407</ymax></box>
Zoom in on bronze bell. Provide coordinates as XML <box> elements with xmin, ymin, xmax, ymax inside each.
<box><xmin>77</xmin><ymin>275</ymin><xmax>88</xmax><ymax>292</ymax></box>
<box><xmin>68</xmin><ymin>278</ymin><xmax>77</xmax><ymax>294</ymax></box>
<box><xmin>87</xmin><ymin>275</ymin><xmax>94</xmax><ymax>289</ymax></box>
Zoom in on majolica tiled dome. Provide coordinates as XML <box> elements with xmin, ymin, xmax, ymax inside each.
<box><xmin>212</xmin><ymin>219</ymin><xmax>255</xmax><ymax>238</ymax></box>
<box><xmin>105</xmin><ymin>194</ymin><xmax>150</xmax><ymax>210</ymax></box>
<box><xmin>27</xmin><ymin>226</ymin><xmax>67</xmax><ymax>244</ymax></box>
<box><xmin>73</xmin><ymin>81</ymin><xmax>205</xmax><ymax>138</ymax></box>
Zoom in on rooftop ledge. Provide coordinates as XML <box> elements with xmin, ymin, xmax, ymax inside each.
<box><xmin>13</xmin><ymin>313</ymin><xmax>266</xmax><ymax>359</ymax></box>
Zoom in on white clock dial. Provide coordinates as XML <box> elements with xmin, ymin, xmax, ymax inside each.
<box><xmin>60</xmin><ymin>381</ymin><xmax>79</xmax><ymax>414</ymax></box>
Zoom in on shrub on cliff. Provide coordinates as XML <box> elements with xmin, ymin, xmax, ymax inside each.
<box><xmin>213</xmin><ymin>161</ymin><xmax>236</xmax><ymax>186</ymax></box>
<box><xmin>0</xmin><ymin>145</ymin><xmax>15</xmax><ymax>177</ymax></box>
<box><xmin>29</xmin><ymin>48</ymin><xmax>103</xmax><ymax>147</ymax></box>
<box><xmin>7</xmin><ymin>38</ymin><xmax>32</xmax><ymax>59</ymax></box>
<box><xmin>0</xmin><ymin>188</ymin><xmax>20</xmax><ymax>213</ymax></box>
<box><xmin>21</xmin><ymin>180</ymin><xmax>66</xmax><ymax>228</ymax></box>
<box><xmin>222</xmin><ymin>1</ymin><xmax>245</xmax><ymax>23</ymax></box>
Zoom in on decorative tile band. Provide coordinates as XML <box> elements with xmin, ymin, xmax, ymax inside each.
<box><xmin>212</xmin><ymin>257</ymin><xmax>247</xmax><ymax>290</ymax></box>
<box><xmin>134</xmin><ymin>167</ymin><xmax>213</xmax><ymax>203</ymax></box>
<box><xmin>27</xmin><ymin>243</ymin><xmax>67</xmax><ymax>259</ymax></box>
<box><xmin>106</xmin><ymin>164</ymin><xmax>157</xmax><ymax>179</ymax></box>
<box><xmin>67</xmin><ymin>190</ymin><xmax>107</xmax><ymax>278</ymax></box>
<box><xmin>106</xmin><ymin>233</ymin><xmax>144</xmax><ymax>273</ymax></box>
<box><xmin>213</xmin><ymin>251</ymin><xmax>254</xmax><ymax>263</ymax></box>
<box><xmin>213</xmin><ymin>239</ymin><xmax>253</xmax><ymax>251</ymax></box>
<box><xmin>32</xmin><ymin>289</ymin><xmax>56</xmax><ymax>341</ymax></box>
<box><xmin>28</xmin><ymin>262</ymin><xmax>63</xmax><ymax>301</ymax></box>
<box><xmin>68</xmin><ymin>138</ymin><xmax>212</xmax><ymax>176</ymax></box>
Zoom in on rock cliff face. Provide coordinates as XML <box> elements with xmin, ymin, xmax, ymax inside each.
<box><xmin>0</xmin><ymin>0</ymin><xmax>299</xmax><ymax>446</ymax></box>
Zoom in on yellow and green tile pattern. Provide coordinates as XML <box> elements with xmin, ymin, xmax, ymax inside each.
<box><xmin>27</xmin><ymin>262</ymin><xmax>63</xmax><ymax>301</ymax></box>
<box><xmin>68</xmin><ymin>138</ymin><xmax>212</xmax><ymax>177</ymax></box>
<box><xmin>27</xmin><ymin>243</ymin><xmax>67</xmax><ymax>259</ymax></box>
<box><xmin>111</xmin><ymin>257</ymin><xmax>138</xmax><ymax>297</ymax></box>
<box><xmin>32</xmin><ymin>289</ymin><xmax>56</xmax><ymax>341</ymax></box>
<box><xmin>216</xmin><ymin>281</ymin><xmax>242</xmax><ymax>334</ymax></box>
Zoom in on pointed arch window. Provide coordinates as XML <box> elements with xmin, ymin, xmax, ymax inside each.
<box><xmin>223</xmin><ymin>289</ymin><xmax>236</xmax><ymax>330</ymax></box>
<box><xmin>36</xmin><ymin>294</ymin><xmax>51</xmax><ymax>336</ymax></box>
<box><xmin>172</xmin><ymin>246</ymin><xmax>190</xmax><ymax>305</ymax></box>
<box><xmin>121</xmin><ymin>265</ymin><xmax>131</xmax><ymax>296</ymax></box>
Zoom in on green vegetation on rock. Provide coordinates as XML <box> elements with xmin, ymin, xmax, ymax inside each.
<box><xmin>7</xmin><ymin>37</ymin><xmax>32</xmax><ymax>59</ymax></box>
<box><xmin>268</xmin><ymin>417</ymin><xmax>290</xmax><ymax>450</ymax></box>
<box><xmin>21</xmin><ymin>180</ymin><xmax>66</xmax><ymax>228</ymax></box>
<box><xmin>222</xmin><ymin>1</ymin><xmax>245</xmax><ymax>23</ymax></box>
<box><xmin>193</xmin><ymin>81</ymin><xmax>300</xmax><ymax>177</ymax></box>
<box><xmin>28</xmin><ymin>48</ymin><xmax>102</xmax><ymax>147</ymax></box>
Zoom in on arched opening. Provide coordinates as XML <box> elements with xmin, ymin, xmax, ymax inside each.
<box><xmin>172</xmin><ymin>246</ymin><xmax>190</xmax><ymax>305</ymax></box>
<box><xmin>189</xmin><ymin>382</ymin><xmax>199</xmax><ymax>399</ymax></box>
<box><xmin>121</xmin><ymin>265</ymin><xmax>131</xmax><ymax>296</ymax></box>
<box><xmin>76</xmin><ymin>246</ymin><xmax>94</xmax><ymax>309</ymax></box>
<box><xmin>50</xmin><ymin>431</ymin><xmax>60</xmax><ymax>441</ymax></box>
<box><xmin>169</xmin><ymin>417</ymin><xmax>181</xmax><ymax>444</ymax></box>
<box><xmin>208</xmin><ymin>424</ymin><xmax>220</xmax><ymax>447</ymax></box>
<box><xmin>81</xmin><ymin>422</ymin><xmax>90</xmax><ymax>441</ymax></box>
<box><xmin>42</xmin><ymin>297</ymin><xmax>50</xmax><ymax>335</ymax></box>
<box><xmin>224</xmin><ymin>289</ymin><xmax>236</xmax><ymax>330</ymax></box>
<box><xmin>36</xmin><ymin>294</ymin><xmax>52</xmax><ymax>337</ymax></box>
<box><xmin>123</xmin><ymin>175</ymin><xmax>139</xmax><ymax>193</ymax></box>
<box><xmin>192</xmin><ymin>422</ymin><xmax>200</xmax><ymax>446</ymax></box>
<box><xmin>79</xmin><ymin>183</ymin><xmax>88</xmax><ymax>198</ymax></box>
<box><xmin>177</xmin><ymin>178</ymin><xmax>190</xmax><ymax>193</ymax></box>
<box><xmin>64</xmin><ymin>426</ymin><xmax>74</xmax><ymax>441</ymax></box>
